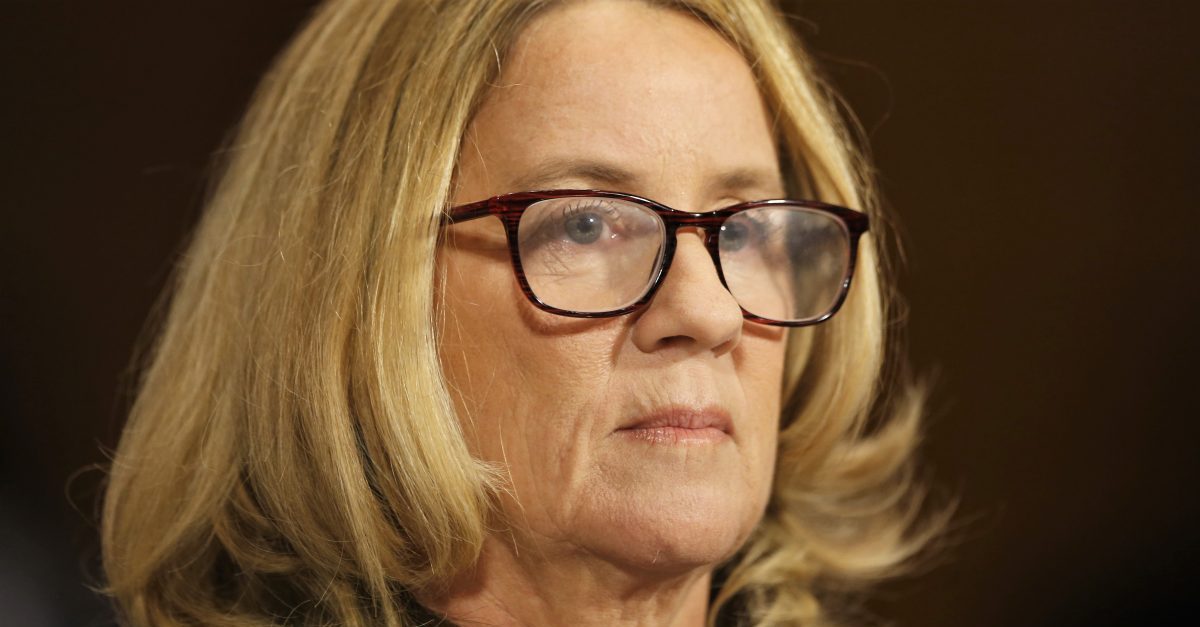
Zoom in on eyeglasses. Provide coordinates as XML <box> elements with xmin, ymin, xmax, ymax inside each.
<box><xmin>443</xmin><ymin>190</ymin><xmax>869</xmax><ymax>327</ymax></box>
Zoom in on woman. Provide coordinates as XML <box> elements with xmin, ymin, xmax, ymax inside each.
<box><xmin>102</xmin><ymin>0</ymin><xmax>939</xmax><ymax>625</ymax></box>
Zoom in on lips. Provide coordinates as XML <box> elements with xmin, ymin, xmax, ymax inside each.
<box><xmin>615</xmin><ymin>405</ymin><xmax>733</xmax><ymax>444</ymax></box>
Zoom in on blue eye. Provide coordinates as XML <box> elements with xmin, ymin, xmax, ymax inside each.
<box><xmin>563</xmin><ymin>211</ymin><xmax>604</xmax><ymax>244</ymax></box>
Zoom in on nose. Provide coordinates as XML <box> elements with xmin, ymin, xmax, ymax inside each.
<box><xmin>630</xmin><ymin>227</ymin><xmax>743</xmax><ymax>355</ymax></box>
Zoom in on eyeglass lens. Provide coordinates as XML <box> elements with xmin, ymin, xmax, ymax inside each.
<box><xmin>515</xmin><ymin>196</ymin><xmax>850</xmax><ymax>323</ymax></box>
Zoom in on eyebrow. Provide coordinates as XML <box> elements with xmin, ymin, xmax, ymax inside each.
<box><xmin>509</xmin><ymin>157</ymin><xmax>785</xmax><ymax>199</ymax></box>
<box><xmin>510</xmin><ymin>158</ymin><xmax>640</xmax><ymax>192</ymax></box>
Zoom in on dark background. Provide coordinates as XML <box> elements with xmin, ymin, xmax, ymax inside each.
<box><xmin>2</xmin><ymin>1</ymin><xmax>1198</xmax><ymax>625</ymax></box>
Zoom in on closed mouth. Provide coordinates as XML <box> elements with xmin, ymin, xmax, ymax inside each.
<box><xmin>615</xmin><ymin>404</ymin><xmax>733</xmax><ymax>444</ymax></box>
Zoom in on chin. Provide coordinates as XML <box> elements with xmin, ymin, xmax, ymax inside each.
<box><xmin>581</xmin><ymin>479</ymin><xmax>769</xmax><ymax>575</ymax></box>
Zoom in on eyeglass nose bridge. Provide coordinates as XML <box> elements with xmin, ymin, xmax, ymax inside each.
<box><xmin>646</xmin><ymin>214</ymin><xmax>737</xmax><ymax>309</ymax></box>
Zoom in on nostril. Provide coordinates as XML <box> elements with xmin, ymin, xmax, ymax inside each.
<box><xmin>655</xmin><ymin>334</ymin><xmax>690</xmax><ymax>350</ymax></box>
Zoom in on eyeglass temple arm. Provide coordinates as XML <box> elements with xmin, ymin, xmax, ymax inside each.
<box><xmin>442</xmin><ymin>198</ymin><xmax>496</xmax><ymax>224</ymax></box>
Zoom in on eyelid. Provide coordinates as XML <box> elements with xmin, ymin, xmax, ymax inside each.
<box><xmin>562</xmin><ymin>197</ymin><xmax>623</xmax><ymax>216</ymax></box>
<box><xmin>521</xmin><ymin>201</ymin><xmax>614</xmax><ymax>243</ymax></box>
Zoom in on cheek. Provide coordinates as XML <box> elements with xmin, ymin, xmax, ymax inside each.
<box><xmin>736</xmin><ymin>327</ymin><xmax>788</xmax><ymax>421</ymax></box>
<box><xmin>734</xmin><ymin>329</ymin><xmax>788</xmax><ymax>492</ymax></box>
<box><xmin>444</xmin><ymin>342</ymin><xmax>630</xmax><ymax>538</ymax></box>
<box><xmin>437</xmin><ymin>244</ymin><xmax>622</xmax><ymax>501</ymax></box>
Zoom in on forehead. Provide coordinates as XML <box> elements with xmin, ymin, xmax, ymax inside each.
<box><xmin>462</xmin><ymin>0</ymin><xmax>782</xmax><ymax>200</ymax></box>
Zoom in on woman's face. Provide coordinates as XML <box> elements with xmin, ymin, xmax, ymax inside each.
<box><xmin>439</xmin><ymin>0</ymin><xmax>788</xmax><ymax>574</ymax></box>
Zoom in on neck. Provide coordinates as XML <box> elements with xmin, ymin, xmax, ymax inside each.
<box><xmin>422</xmin><ymin>535</ymin><xmax>713</xmax><ymax>627</ymax></box>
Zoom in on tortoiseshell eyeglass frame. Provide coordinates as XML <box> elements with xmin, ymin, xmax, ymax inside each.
<box><xmin>442</xmin><ymin>189</ymin><xmax>869</xmax><ymax>327</ymax></box>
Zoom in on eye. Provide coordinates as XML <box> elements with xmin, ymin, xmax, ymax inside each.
<box><xmin>719</xmin><ymin>221</ymin><xmax>751</xmax><ymax>252</ymax></box>
<box><xmin>563</xmin><ymin>211</ymin><xmax>605</xmax><ymax>244</ymax></box>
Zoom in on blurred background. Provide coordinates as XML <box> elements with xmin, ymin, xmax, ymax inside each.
<box><xmin>2</xmin><ymin>1</ymin><xmax>1197</xmax><ymax>625</ymax></box>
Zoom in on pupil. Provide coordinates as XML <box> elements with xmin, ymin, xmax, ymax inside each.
<box><xmin>565</xmin><ymin>212</ymin><xmax>603</xmax><ymax>244</ymax></box>
<box><xmin>721</xmin><ymin>222</ymin><xmax>748</xmax><ymax>251</ymax></box>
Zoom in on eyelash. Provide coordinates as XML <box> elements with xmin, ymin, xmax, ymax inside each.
<box><xmin>523</xmin><ymin>200</ymin><xmax>626</xmax><ymax>244</ymax></box>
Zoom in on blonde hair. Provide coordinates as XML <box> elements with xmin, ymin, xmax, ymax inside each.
<box><xmin>102</xmin><ymin>1</ymin><xmax>940</xmax><ymax>625</ymax></box>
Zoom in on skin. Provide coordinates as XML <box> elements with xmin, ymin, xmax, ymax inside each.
<box><xmin>435</xmin><ymin>2</ymin><xmax>788</xmax><ymax>625</ymax></box>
